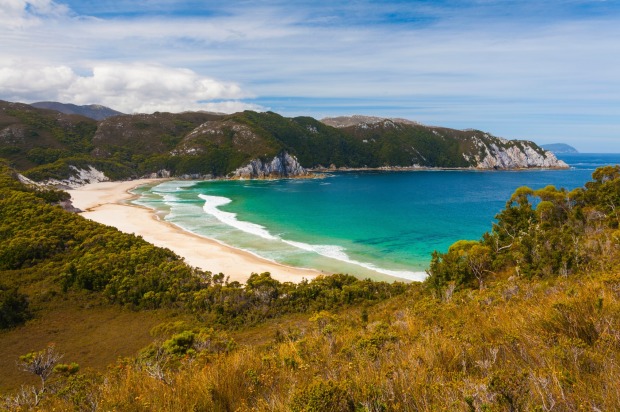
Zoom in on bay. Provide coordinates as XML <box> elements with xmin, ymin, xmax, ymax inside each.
<box><xmin>132</xmin><ymin>153</ymin><xmax>620</xmax><ymax>282</ymax></box>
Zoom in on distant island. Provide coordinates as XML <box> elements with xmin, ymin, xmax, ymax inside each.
<box><xmin>541</xmin><ymin>143</ymin><xmax>579</xmax><ymax>153</ymax></box>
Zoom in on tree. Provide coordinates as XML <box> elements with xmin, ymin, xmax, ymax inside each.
<box><xmin>0</xmin><ymin>286</ymin><xmax>31</xmax><ymax>329</ymax></box>
<box><xmin>467</xmin><ymin>244</ymin><xmax>492</xmax><ymax>290</ymax></box>
<box><xmin>17</xmin><ymin>344</ymin><xmax>64</xmax><ymax>406</ymax></box>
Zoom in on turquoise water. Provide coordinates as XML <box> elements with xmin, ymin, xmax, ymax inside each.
<box><xmin>132</xmin><ymin>153</ymin><xmax>620</xmax><ymax>282</ymax></box>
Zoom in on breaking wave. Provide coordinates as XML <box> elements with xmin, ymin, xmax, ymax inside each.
<box><xmin>197</xmin><ymin>194</ymin><xmax>426</xmax><ymax>281</ymax></box>
<box><xmin>198</xmin><ymin>194</ymin><xmax>278</xmax><ymax>240</ymax></box>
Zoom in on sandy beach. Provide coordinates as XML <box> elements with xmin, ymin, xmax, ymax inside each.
<box><xmin>67</xmin><ymin>179</ymin><xmax>320</xmax><ymax>283</ymax></box>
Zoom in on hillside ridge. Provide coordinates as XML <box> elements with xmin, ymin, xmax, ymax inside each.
<box><xmin>0</xmin><ymin>101</ymin><xmax>567</xmax><ymax>185</ymax></box>
<box><xmin>30</xmin><ymin>101</ymin><xmax>124</xmax><ymax>121</ymax></box>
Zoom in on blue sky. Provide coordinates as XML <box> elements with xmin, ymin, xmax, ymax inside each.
<box><xmin>1</xmin><ymin>0</ymin><xmax>619</xmax><ymax>152</ymax></box>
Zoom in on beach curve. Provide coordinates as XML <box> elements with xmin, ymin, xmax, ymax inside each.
<box><xmin>66</xmin><ymin>179</ymin><xmax>321</xmax><ymax>283</ymax></box>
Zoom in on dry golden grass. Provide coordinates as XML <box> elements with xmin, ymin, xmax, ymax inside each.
<box><xmin>0</xmin><ymin>291</ymin><xmax>192</xmax><ymax>393</ymax></box>
<box><xmin>33</xmin><ymin>271</ymin><xmax>620</xmax><ymax>411</ymax></box>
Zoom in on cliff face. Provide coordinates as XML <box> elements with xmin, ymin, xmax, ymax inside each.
<box><xmin>231</xmin><ymin>152</ymin><xmax>308</xmax><ymax>179</ymax></box>
<box><xmin>461</xmin><ymin>137</ymin><xmax>568</xmax><ymax>169</ymax></box>
<box><xmin>44</xmin><ymin>166</ymin><xmax>110</xmax><ymax>188</ymax></box>
<box><xmin>475</xmin><ymin>144</ymin><xmax>567</xmax><ymax>169</ymax></box>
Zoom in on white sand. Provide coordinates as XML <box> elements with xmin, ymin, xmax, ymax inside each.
<box><xmin>67</xmin><ymin>179</ymin><xmax>320</xmax><ymax>283</ymax></box>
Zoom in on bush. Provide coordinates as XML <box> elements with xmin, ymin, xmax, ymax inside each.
<box><xmin>290</xmin><ymin>379</ymin><xmax>354</xmax><ymax>412</ymax></box>
<box><xmin>0</xmin><ymin>286</ymin><xmax>31</xmax><ymax>329</ymax></box>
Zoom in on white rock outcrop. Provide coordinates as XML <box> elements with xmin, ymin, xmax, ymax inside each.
<box><xmin>231</xmin><ymin>152</ymin><xmax>308</xmax><ymax>179</ymax></box>
<box><xmin>44</xmin><ymin>166</ymin><xmax>110</xmax><ymax>188</ymax></box>
<box><xmin>474</xmin><ymin>143</ymin><xmax>568</xmax><ymax>169</ymax></box>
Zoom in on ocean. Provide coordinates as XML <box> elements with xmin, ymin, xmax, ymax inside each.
<box><xmin>131</xmin><ymin>153</ymin><xmax>620</xmax><ymax>282</ymax></box>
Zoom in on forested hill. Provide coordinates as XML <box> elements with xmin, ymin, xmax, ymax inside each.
<box><xmin>2</xmin><ymin>159</ymin><xmax>619</xmax><ymax>409</ymax></box>
<box><xmin>0</xmin><ymin>159</ymin><xmax>407</xmax><ymax>392</ymax></box>
<box><xmin>0</xmin><ymin>100</ymin><xmax>566</xmax><ymax>184</ymax></box>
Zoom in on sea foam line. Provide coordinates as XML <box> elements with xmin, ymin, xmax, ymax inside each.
<box><xmin>283</xmin><ymin>240</ymin><xmax>427</xmax><ymax>282</ymax></box>
<box><xmin>198</xmin><ymin>194</ymin><xmax>278</xmax><ymax>240</ymax></box>
<box><xmin>195</xmin><ymin>194</ymin><xmax>426</xmax><ymax>281</ymax></box>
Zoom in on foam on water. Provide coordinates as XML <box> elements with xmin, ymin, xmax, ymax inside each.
<box><xmin>198</xmin><ymin>194</ymin><xmax>278</xmax><ymax>240</ymax></box>
<box><xmin>194</xmin><ymin>194</ymin><xmax>426</xmax><ymax>280</ymax></box>
<box><xmin>133</xmin><ymin>154</ymin><xmax>620</xmax><ymax>283</ymax></box>
<box><xmin>152</xmin><ymin>180</ymin><xmax>198</xmax><ymax>192</ymax></box>
<box><xmin>283</xmin><ymin>239</ymin><xmax>427</xmax><ymax>281</ymax></box>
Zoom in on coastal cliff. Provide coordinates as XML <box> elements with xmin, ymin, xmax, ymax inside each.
<box><xmin>455</xmin><ymin>133</ymin><xmax>568</xmax><ymax>169</ymax></box>
<box><xmin>337</xmin><ymin>117</ymin><xmax>567</xmax><ymax>170</ymax></box>
<box><xmin>231</xmin><ymin>152</ymin><xmax>308</xmax><ymax>179</ymax></box>
<box><xmin>474</xmin><ymin>143</ymin><xmax>566</xmax><ymax>169</ymax></box>
<box><xmin>0</xmin><ymin>100</ymin><xmax>567</xmax><ymax>183</ymax></box>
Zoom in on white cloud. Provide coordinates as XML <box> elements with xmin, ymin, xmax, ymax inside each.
<box><xmin>0</xmin><ymin>62</ymin><xmax>76</xmax><ymax>95</ymax></box>
<box><xmin>0</xmin><ymin>1</ymin><xmax>619</xmax><ymax>149</ymax></box>
<box><xmin>0</xmin><ymin>0</ymin><xmax>69</xmax><ymax>28</ymax></box>
<box><xmin>0</xmin><ymin>61</ymin><xmax>260</xmax><ymax>114</ymax></box>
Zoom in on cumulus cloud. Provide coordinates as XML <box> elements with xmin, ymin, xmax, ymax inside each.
<box><xmin>0</xmin><ymin>61</ymin><xmax>260</xmax><ymax>114</ymax></box>
<box><xmin>0</xmin><ymin>63</ymin><xmax>76</xmax><ymax>95</ymax></box>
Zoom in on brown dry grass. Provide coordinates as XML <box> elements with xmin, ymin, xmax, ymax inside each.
<box><xmin>0</xmin><ymin>291</ymin><xmax>191</xmax><ymax>393</ymax></box>
<box><xmin>34</xmin><ymin>271</ymin><xmax>620</xmax><ymax>411</ymax></box>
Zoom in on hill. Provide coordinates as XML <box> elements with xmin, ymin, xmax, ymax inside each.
<box><xmin>541</xmin><ymin>143</ymin><xmax>579</xmax><ymax>153</ymax></box>
<box><xmin>0</xmin><ymin>160</ymin><xmax>406</xmax><ymax>393</ymax></box>
<box><xmin>0</xmin><ymin>100</ymin><xmax>567</xmax><ymax>186</ymax></box>
<box><xmin>321</xmin><ymin>114</ymin><xmax>421</xmax><ymax>127</ymax></box>
<box><xmin>30</xmin><ymin>101</ymin><xmax>124</xmax><ymax>121</ymax></box>
<box><xmin>1</xmin><ymin>160</ymin><xmax>619</xmax><ymax>410</ymax></box>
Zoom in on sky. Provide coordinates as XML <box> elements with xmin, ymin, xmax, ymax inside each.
<box><xmin>1</xmin><ymin>0</ymin><xmax>619</xmax><ymax>152</ymax></box>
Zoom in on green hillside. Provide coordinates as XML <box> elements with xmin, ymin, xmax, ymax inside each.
<box><xmin>0</xmin><ymin>160</ymin><xmax>405</xmax><ymax>394</ymax></box>
<box><xmin>1</xmin><ymin>159</ymin><xmax>619</xmax><ymax>409</ymax></box>
<box><xmin>0</xmin><ymin>101</ymin><xmax>97</xmax><ymax>170</ymax></box>
<box><xmin>0</xmin><ymin>101</ymin><xmax>565</xmax><ymax>184</ymax></box>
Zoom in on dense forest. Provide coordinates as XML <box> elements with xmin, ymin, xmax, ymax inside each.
<box><xmin>0</xmin><ymin>100</ymin><xmax>563</xmax><ymax>184</ymax></box>
<box><xmin>1</xmin><ymin>159</ymin><xmax>619</xmax><ymax>410</ymax></box>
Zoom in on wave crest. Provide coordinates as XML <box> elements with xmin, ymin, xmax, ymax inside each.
<box><xmin>195</xmin><ymin>194</ymin><xmax>426</xmax><ymax>281</ymax></box>
<box><xmin>198</xmin><ymin>194</ymin><xmax>277</xmax><ymax>240</ymax></box>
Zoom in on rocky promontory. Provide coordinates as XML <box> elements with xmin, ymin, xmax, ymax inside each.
<box><xmin>231</xmin><ymin>152</ymin><xmax>309</xmax><ymax>179</ymax></box>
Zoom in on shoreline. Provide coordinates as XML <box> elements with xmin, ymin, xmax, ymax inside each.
<box><xmin>309</xmin><ymin>165</ymin><xmax>570</xmax><ymax>173</ymax></box>
<box><xmin>67</xmin><ymin>179</ymin><xmax>321</xmax><ymax>284</ymax></box>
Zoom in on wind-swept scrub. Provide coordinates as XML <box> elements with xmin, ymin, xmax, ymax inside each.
<box><xmin>3</xmin><ymin>163</ymin><xmax>620</xmax><ymax>410</ymax></box>
<box><xmin>34</xmin><ymin>271</ymin><xmax>620</xmax><ymax>411</ymax></box>
<box><xmin>428</xmin><ymin>165</ymin><xmax>620</xmax><ymax>292</ymax></box>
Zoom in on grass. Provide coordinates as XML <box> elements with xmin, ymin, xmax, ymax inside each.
<box><xmin>0</xmin><ymin>291</ymin><xmax>192</xmax><ymax>393</ymax></box>
<box><xmin>22</xmin><ymin>270</ymin><xmax>620</xmax><ymax>411</ymax></box>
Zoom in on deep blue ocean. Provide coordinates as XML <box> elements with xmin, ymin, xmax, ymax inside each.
<box><xmin>132</xmin><ymin>153</ymin><xmax>620</xmax><ymax>281</ymax></box>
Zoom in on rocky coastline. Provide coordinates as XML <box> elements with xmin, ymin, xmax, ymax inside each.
<box><xmin>36</xmin><ymin>148</ymin><xmax>568</xmax><ymax>189</ymax></box>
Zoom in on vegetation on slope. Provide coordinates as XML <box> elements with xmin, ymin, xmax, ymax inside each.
<box><xmin>0</xmin><ymin>101</ymin><xmax>97</xmax><ymax>171</ymax></box>
<box><xmin>428</xmin><ymin>165</ymin><xmax>620</xmax><ymax>292</ymax></box>
<box><xmin>30</xmin><ymin>271</ymin><xmax>620</xmax><ymax>411</ymax></box>
<box><xmin>1</xmin><ymin>101</ymin><xmax>561</xmax><ymax>183</ymax></box>
<box><xmin>0</xmin><ymin>160</ymin><xmax>406</xmax><ymax>394</ymax></box>
<box><xmin>2</xmin><ymin>161</ymin><xmax>619</xmax><ymax>410</ymax></box>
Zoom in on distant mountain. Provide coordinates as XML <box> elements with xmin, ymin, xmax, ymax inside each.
<box><xmin>541</xmin><ymin>143</ymin><xmax>578</xmax><ymax>154</ymax></box>
<box><xmin>0</xmin><ymin>100</ymin><xmax>567</xmax><ymax>185</ymax></box>
<box><xmin>322</xmin><ymin>115</ymin><xmax>421</xmax><ymax>128</ymax></box>
<box><xmin>31</xmin><ymin>101</ymin><xmax>124</xmax><ymax>120</ymax></box>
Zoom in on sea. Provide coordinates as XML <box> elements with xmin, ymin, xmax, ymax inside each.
<box><xmin>131</xmin><ymin>153</ymin><xmax>620</xmax><ymax>282</ymax></box>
